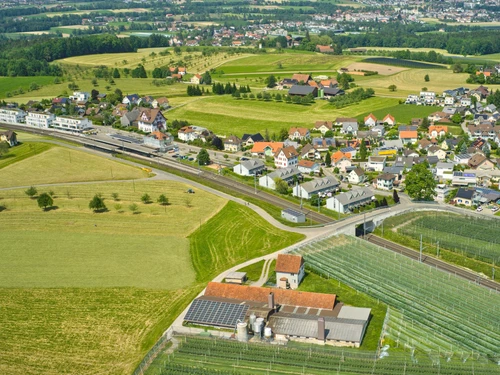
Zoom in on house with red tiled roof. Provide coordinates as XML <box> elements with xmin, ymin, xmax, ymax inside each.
<box><xmin>276</xmin><ymin>254</ymin><xmax>305</xmax><ymax>289</ymax></box>
<box><xmin>291</xmin><ymin>73</ymin><xmax>311</xmax><ymax>84</ymax></box>
<box><xmin>298</xmin><ymin>159</ymin><xmax>320</xmax><ymax>174</ymax></box>
<box><xmin>190</xmin><ymin>74</ymin><xmax>203</xmax><ymax>85</ymax></box>
<box><xmin>332</xmin><ymin>150</ymin><xmax>352</xmax><ymax>172</ymax></box>
<box><xmin>316</xmin><ymin>45</ymin><xmax>334</xmax><ymax>53</ymax></box>
<box><xmin>274</xmin><ymin>146</ymin><xmax>299</xmax><ymax>168</ymax></box>
<box><xmin>251</xmin><ymin>141</ymin><xmax>283</xmax><ymax>157</ymax></box>
<box><xmin>383</xmin><ymin>114</ymin><xmax>395</xmax><ymax>126</ymax></box>
<box><xmin>428</xmin><ymin>125</ymin><xmax>448</xmax><ymax>138</ymax></box>
<box><xmin>399</xmin><ymin>129</ymin><xmax>418</xmax><ymax>145</ymax></box>
<box><xmin>364</xmin><ymin>113</ymin><xmax>377</xmax><ymax>127</ymax></box>
<box><xmin>314</xmin><ymin>121</ymin><xmax>333</xmax><ymax>135</ymax></box>
<box><xmin>288</xmin><ymin>127</ymin><xmax>310</xmax><ymax>141</ymax></box>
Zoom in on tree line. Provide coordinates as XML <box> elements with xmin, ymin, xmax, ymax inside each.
<box><xmin>0</xmin><ymin>34</ymin><xmax>169</xmax><ymax>76</ymax></box>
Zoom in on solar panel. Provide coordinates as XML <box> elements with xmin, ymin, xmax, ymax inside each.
<box><xmin>184</xmin><ymin>299</ymin><xmax>249</xmax><ymax>328</ymax></box>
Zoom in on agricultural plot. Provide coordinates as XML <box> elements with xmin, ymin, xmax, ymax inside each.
<box><xmin>0</xmin><ymin>145</ymin><xmax>147</xmax><ymax>188</ymax></box>
<box><xmin>150</xmin><ymin>335</ymin><xmax>500</xmax><ymax>375</ymax></box>
<box><xmin>0</xmin><ymin>141</ymin><xmax>52</xmax><ymax>170</ymax></box>
<box><xmin>0</xmin><ymin>76</ymin><xmax>55</xmax><ymax>99</ymax></box>
<box><xmin>397</xmin><ymin>213</ymin><xmax>500</xmax><ymax>264</ymax></box>
<box><xmin>167</xmin><ymin>95</ymin><xmax>399</xmax><ymax>137</ymax></box>
<box><xmin>363</xmin><ymin>57</ymin><xmax>447</xmax><ymax>69</ymax></box>
<box><xmin>356</xmin><ymin>104</ymin><xmax>441</xmax><ymax>124</ymax></box>
<box><xmin>294</xmin><ymin>235</ymin><xmax>500</xmax><ymax>360</ymax></box>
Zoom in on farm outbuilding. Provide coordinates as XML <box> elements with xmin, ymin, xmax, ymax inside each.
<box><xmin>225</xmin><ymin>271</ymin><xmax>247</xmax><ymax>284</ymax></box>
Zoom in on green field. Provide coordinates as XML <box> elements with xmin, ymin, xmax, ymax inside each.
<box><xmin>0</xmin><ymin>134</ymin><xmax>305</xmax><ymax>374</ymax></box>
<box><xmin>236</xmin><ymin>259</ymin><xmax>266</xmax><ymax>282</ymax></box>
<box><xmin>0</xmin><ymin>76</ymin><xmax>55</xmax><ymax>98</ymax></box>
<box><xmin>190</xmin><ymin>200</ymin><xmax>304</xmax><ymax>283</ymax></box>
<box><xmin>0</xmin><ymin>141</ymin><xmax>53</xmax><ymax>169</ymax></box>
<box><xmin>0</xmin><ymin>145</ymin><xmax>147</xmax><ymax>188</ymax></box>
<box><xmin>357</xmin><ymin>103</ymin><xmax>441</xmax><ymax>124</ymax></box>
<box><xmin>168</xmin><ymin>95</ymin><xmax>399</xmax><ymax>137</ymax></box>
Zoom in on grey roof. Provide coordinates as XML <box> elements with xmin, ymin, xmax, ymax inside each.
<box><xmin>226</xmin><ymin>271</ymin><xmax>247</xmax><ymax>279</ymax></box>
<box><xmin>299</xmin><ymin>177</ymin><xmax>339</xmax><ymax>194</ymax></box>
<box><xmin>267</xmin><ymin>167</ymin><xmax>301</xmax><ymax>181</ymax></box>
<box><xmin>288</xmin><ymin>85</ymin><xmax>316</xmax><ymax>96</ymax></box>
<box><xmin>368</xmin><ymin>156</ymin><xmax>386</xmax><ymax>163</ymax></box>
<box><xmin>323</xmin><ymin>87</ymin><xmax>344</xmax><ymax>96</ymax></box>
<box><xmin>383</xmin><ymin>166</ymin><xmax>404</xmax><ymax>175</ymax></box>
<box><xmin>383</xmin><ymin>139</ymin><xmax>404</xmax><ymax>149</ymax></box>
<box><xmin>239</xmin><ymin>159</ymin><xmax>265</xmax><ymax>171</ymax></box>
<box><xmin>337</xmin><ymin>306</ymin><xmax>371</xmax><ymax>321</ymax></box>
<box><xmin>268</xmin><ymin>312</ymin><xmax>368</xmax><ymax>343</ymax></box>
<box><xmin>332</xmin><ymin>187</ymin><xmax>373</xmax><ymax>206</ymax></box>
<box><xmin>455</xmin><ymin>188</ymin><xmax>475</xmax><ymax>200</ymax></box>
<box><xmin>436</xmin><ymin>162</ymin><xmax>454</xmax><ymax>169</ymax></box>
<box><xmin>242</xmin><ymin>133</ymin><xmax>264</xmax><ymax>143</ymax></box>
<box><xmin>282</xmin><ymin>208</ymin><xmax>305</xmax><ymax>218</ymax></box>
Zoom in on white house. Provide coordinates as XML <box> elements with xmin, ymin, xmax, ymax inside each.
<box><xmin>435</xmin><ymin>162</ymin><xmax>454</xmax><ymax>180</ymax></box>
<box><xmin>461</xmin><ymin>97</ymin><xmax>472</xmax><ymax>107</ymax></box>
<box><xmin>292</xmin><ymin>177</ymin><xmax>339</xmax><ymax>200</ymax></box>
<box><xmin>53</xmin><ymin>116</ymin><xmax>92</xmax><ymax>131</ymax></box>
<box><xmin>275</xmin><ymin>253</ymin><xmax>305</xmax><ymax>290</ymax></box>
<box><xmin>137</xmin><ymin>109</ymin><xmax>167</xmax><ymax>133</ymax></box>
<box><xmin>365</xmin><ymin>156</ymin><xmax>387</xmax><ymax>172</ymax></box>
<box><xmin>190</xmin><ymin>74</ymin><xmax>203</xmax><ymax>84</ymax></box>
<box><xmin>382</xmin><ymin>114</ymin><xmax>395</xmax><ymax>126</ymax></box>
<box><xmin>427</xmin><ymin>146</ymin><xmax>447</xmax><ymax>160</ymax></box>
<box><xmin>297</xmin><ymin>159</ymin><xmax>320</xmax><ymax>174</ymax></box>
<box><xmin>326</xmin><ymin>187</ymin><xmax>374</xmax><ymax>214</ymax></box>
<box><xmin>233</xmin><ymin>159</ymin><xmax>266</xmax><ymax>176</ymax></box>
<box><xmin>0</xmin><ymin>108</ymin><xmax>26</xmax><ymax>124</ymax></box>
<box><xmin>288</xmin><ymin>127</ymin><xmax>310</xmax><ymax>141</ymax></box>
<box><xmin>26</xmin><ymin>111</ymin><xmax>55</xmax><ymax>128</ymax></box>
<box><xmin>364</xmin><ymin>113</ymin><xmax>377</xmax><ymax>127</ymax></box>
<box><xmin>178</xmin><ymin>126</ymin><xmax>209</xmax><ymax>142</ymax></box>
<box><xmin>376</xmin><ymin>173</ymin><xmax>396</xmax><ymax>191</ymax></box>
<box><xmin>454</xmin><ymin>153</ymin><xmax>472</xmax><ymax>165</ymax></box>
<box><xmin>259</xmin><ymin>167</ymin><xmax>301</xmax><ymax>190</ymax></box>
<box><xmin>336</xmin><ymin>118</ymin><xmax>358</xmax><ymax>135</ymax></box>
<box><xmin>348</xmin><ymin>168</ymin><xmax>366</xmax><ymax>184</ymax></box>
<box><xmin>70</xmin><ymin>91</ymin><xmax>90</xmax><ymax>102</ymax></box>
<box><xmin>274</xmin><ymin>146</ymin><xmax>299</xmax><ymax>169</ymax></box>
<box><xmin>314</xmin><ymin>121</ymin><xmax>333</xmax><ymax>135</ymax></box>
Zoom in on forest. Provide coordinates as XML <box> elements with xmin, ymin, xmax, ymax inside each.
<box><xmin>0</xmin><ymin>34</ymin><xmax>169</xmax><ymax>76</ymax></box>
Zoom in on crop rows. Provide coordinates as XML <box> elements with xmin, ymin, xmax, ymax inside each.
<box><xmin>158</xmin><ymin>336</ymin><xmax>500</xmax><ymax>375</ymax></box>
<box><xmin>397</xmin><ymin>215</ymin><xmax>500</xmax><ymax>263</ymax></box>
<box><xmin>363</xmin><ymin>57</ymin><xmax>447</xmax><ymax>69</ymax></box>
<box><xmin>294</xmin><ymin>235</ymin><xmax>500</xmax><ymax>360</ymax></box>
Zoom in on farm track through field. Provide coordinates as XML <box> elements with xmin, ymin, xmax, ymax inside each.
<box><xmin>364</xmin><ymin>234</ymin><xmax>500</xmax><ymax>291</ymax></box>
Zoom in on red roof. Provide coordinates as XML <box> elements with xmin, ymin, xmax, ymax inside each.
<box><xmin>399</xmin><ymin>130</ymin><xmax>417</xmax><ymax>139</ymax></box>
<box><xmin>205</xmin><ymin>282</ymin><xmax>336</xmax><ymax>310</ymax></box>
<box><xmin>251</xmin><ymin>141</ymin><xmax>283</xmax><ymax>154</ymax></box>
<box><xmin>276</xmin><ymin>254</ymin><xmax>304</xmax><ymax>274</ymax></box>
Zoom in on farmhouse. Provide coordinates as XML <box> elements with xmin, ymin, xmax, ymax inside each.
<box><xmin>291</xmin><ymin>73</ymin><xmax>311</xmax><ymax>84</ymax></box>
<box><xmin>326</xmin><ymin>187</ymin><xmax>374</xmax><ymax>214</ymax></box>
<box><xmin>275</xmin><ymin>254</ymin><xmax>305</xmax><ymax>290</ymax></box>
<box><xmin>288</xmin><ymin>85</ymin><xmax>318</xmax><ymax>97</ymax></box>
<box><xmin>233</xmin><ymin>159</ymin><xmax>265</xmax><ymax>176</ymax></box>
<box><xmin>152</xmin><ymin>97</ymin><xmax>170</xmax><ymax>109</ymax></box>
<box><xmin>292</xmin><ymin>177</ymin><xmax>339</xmax><ymax>200</ymax></box>
<box><xmin>190</xmin><ymin>74</ymin><xmax>203</xmax><ymax>85</ymax></box>
<box><xmin>184</xmin><ymin>282</ymin><xmax>371</xmax><ymax>347</ymax></box>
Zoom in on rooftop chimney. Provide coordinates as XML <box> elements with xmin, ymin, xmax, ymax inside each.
<box><xmin>268</xmin><ymin>292</ymin><xmax>275</xmax><ymax>310</ymax></box>
<box><xmin>318</xmin><ymin>317</ymin><xmax>325</xmax><ymax>341</ymax></box>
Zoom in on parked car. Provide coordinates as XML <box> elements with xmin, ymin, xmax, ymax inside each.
<box><xmin>476</xmin><ymin>206</ymin><xmax>483</xmax><ymax>212</ymax></box>
<box><xmin>492</xmin><ymin>206</ymin><xmax>499</xmax><ymax>213</ymax></box>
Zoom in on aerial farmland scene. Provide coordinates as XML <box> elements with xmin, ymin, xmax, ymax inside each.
<box><xmin>0</xmin><ymin>0</ymin><xmax>500</xmax><ymax>374</ymax></box>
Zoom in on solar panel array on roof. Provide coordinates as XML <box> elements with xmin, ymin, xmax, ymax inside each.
<box><xmin>184</xmin><ymin>299</ymin><xmax>249</xmax><ymax>328</ymax></box>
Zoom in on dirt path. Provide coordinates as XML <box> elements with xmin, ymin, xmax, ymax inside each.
<box><xmin>252</xmin><ymin>258</ymin><xmax>273</xmax><ymax>287</ymax></box>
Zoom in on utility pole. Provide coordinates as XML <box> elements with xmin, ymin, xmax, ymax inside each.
<box><xmin>419</xmin><ymin>234</ymin><xmax>426</xmax><ymax>263</ymax></box>
<box><xmin>317</xmin><ymin>195</ymin><xmax>320</xmax><ymax>213</ymax></box>
<box><xmin>382</xmin><ymin>220</ymin><xmax>384</xmax><ymax>238</ymax></box>
<box><xmin>254</xmin><ymin>173</ymin><xmax>257</xmax><ymax>194</ymax></box>
<box><xmin>363</xmin><ymin>212</ymin><xmax>366</xmax><ymax>237</ymax></box>
<box><xmin>436</xmin><ymin>241</ymin><xmax>439</xmax><ymax>258</ymax></box>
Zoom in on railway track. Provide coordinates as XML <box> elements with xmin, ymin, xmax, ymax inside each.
<box><xmin>365</xmin><ymin>234</ymin><xmax>500</xmax><ymax>292</ymax></box>
<box><xmin>1</xmin><ymin>123</ymin><xmax>333</xmax><ymax>224</ymax></box>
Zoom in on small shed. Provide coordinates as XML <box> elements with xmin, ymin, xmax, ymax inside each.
<box><xmin>281</xmin><ymin>208</ymin><xmax>305</xmax><ymax>223</ymax></box>
<box><xmin>225</xmin><ymin>272</ymin><xmax>247</xmax><ymax>284</ymax></box>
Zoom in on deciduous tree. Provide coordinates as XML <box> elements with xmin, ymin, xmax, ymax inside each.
<box><xmin>25</xmin><ymin>186</ymin><xmax>38</xmax><ymax>199</ymax></box>
<box><xmin>89</xmin><ymin>194</ymin><xmax>106</xmax><ymax>212</ymax></box>
<box><xmin>37</xmin><ymin>193</ymin><xmax>53</xmax><ymax>210</ymax></box>
<box><xmin>405</xmin><ymin>163</ymin><xmax>436</xmax><ymax>201</ymax></box>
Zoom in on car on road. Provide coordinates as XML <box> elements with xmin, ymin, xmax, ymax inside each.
<box><xmin>240</xmin><ymin>157</ymin><xmax>249</xmax><ymax>161</ymax></box>
<box><xmin>172</xmin><ymin>154</ymin><xmax>179</xmax><ymax>158</ymax></box>
<box><xmin>188</xmin><ymin>157</ymin><xmax>194</xmax><ymax>161</ymax></box>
